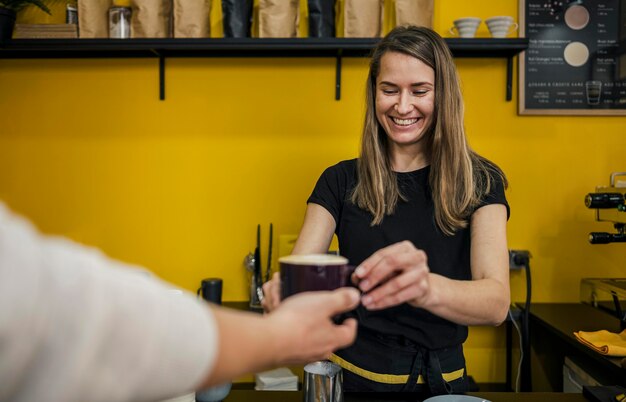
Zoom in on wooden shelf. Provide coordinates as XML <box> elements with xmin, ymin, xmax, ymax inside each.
<box><xmin>0</xmin><ymin>37</ymin><xmax>529</xmax><ymax>100</ymax></box>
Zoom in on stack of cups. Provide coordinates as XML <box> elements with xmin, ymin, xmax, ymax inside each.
<box><xmin>485</xmin><ymin>16</ymin><xmax>518</xmax><ymax>38</ymax></box>
<box><xmin>449</xmin><ymin>17</ymin><xmax>481</xmax><ymax>38</ymax></box>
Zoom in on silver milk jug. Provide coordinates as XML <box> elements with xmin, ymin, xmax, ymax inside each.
<box><xmin>303</xmin><ymin>361</ymin><xmax>343</xmax><ymax>402</ymax></box>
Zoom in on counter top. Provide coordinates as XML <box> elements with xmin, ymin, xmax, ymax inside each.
<box><xmin>529</xmin><ymin>303</ymin><xmax>626</xmax><ymax>374</ymax></box>
<box><xmin>223</xmin><ymin>390</ymin><xmax>587</xmax><ymax>402</ymax></box>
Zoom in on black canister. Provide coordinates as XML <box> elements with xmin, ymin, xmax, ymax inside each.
<box><xmin>197</xmin><ymin>278</ymin><xmax>223</xmax><ymax>304</ymax></box>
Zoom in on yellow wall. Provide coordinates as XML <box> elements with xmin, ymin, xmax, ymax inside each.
<box><xmin>2</xmin><ymin>0</ymin><xmax>625</xmax><ymax>384</ymax></box>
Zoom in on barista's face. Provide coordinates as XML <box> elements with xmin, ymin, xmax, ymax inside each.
<box><xmin>375</xmin><ymin>51</ymin><xmax>435</xmax><ymax>149</ymax></box>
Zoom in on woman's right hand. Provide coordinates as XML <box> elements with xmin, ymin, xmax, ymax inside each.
<box><xmin>261</xmin><ymin>272</ymin><xmax>282</xmax><ymax>312</ymax></box>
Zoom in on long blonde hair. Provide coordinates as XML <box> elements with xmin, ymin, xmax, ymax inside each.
<box><xmin>350</xmin><ymin>26</ymin><xmax>507</xmax><ymax>235</ymax></box>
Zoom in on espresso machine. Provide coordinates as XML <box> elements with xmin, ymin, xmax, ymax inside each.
<box><xmin>582</xmin><ymin>172</ymin><xmax>626</xmax><ymax>329</ymax></box>
<box><xmin>584</xmin><ymin>172</ymin><xmax>626</xmax><ymax>244</ymax></box>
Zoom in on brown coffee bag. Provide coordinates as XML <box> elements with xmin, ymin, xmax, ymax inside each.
<box><xmin>344</xmin><ymin>0</ymin><xmax>383</xmax><ymax>38</ymax></box>
<box><xmin>173</xmin><ymin>0</ymin><xmax>212</xmax><ymax>38</ymax></box>
<box><xmin>78</xmin><ymin>0</ymin><xmax>111</xmax><ymax>38</ymax></box>
<box><xmin>131</xmin><ymin>0</ymin><xmax>173</xmax><ymax>38</ymax></box>
<box><xmin>395</xmin><ymin>0</ymin><xmax>433</xmax><ymax>28</ymax></box>
<box><xmin>259</xmin><ymin>0</ymin><xmax>300</xmax><ymax>38</ymax></box>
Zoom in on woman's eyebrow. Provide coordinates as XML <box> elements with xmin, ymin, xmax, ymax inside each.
<box><xmin>378</xmin><ymin>81</ymin><xmax>433</xmax><ymax>87</ymax></box>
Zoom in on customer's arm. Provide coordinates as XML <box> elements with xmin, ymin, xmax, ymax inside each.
<box><xmin>0</xmin><ymin>202</ymin><xmax>358</xmax><ymax>402</ymax></box>
<box><xmin>0</xmin><ymin>202</ymin><xmax>220</xmax><ymax>402</ymax></box>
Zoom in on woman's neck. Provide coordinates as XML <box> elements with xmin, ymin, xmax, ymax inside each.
<box><xmin>389</xmin><ymin>144</ymin><xmax>430</xmax><ymax>172</ymax></box>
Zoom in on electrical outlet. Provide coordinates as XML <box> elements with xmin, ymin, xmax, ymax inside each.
<box><xmin>509</xmin><ymin>250</ymin><xmax>531</xmax><ymax>270</ymax></box>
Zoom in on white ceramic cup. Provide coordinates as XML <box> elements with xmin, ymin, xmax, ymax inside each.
<box><xmin>485</xmin><ymin>16</ymin><xmax>518</xmax><ymax>38</ymax></box>
<box><xmin>449</xmin><ymin>17</ymin><xmax>481</xmax><ymax>38</ymax></box>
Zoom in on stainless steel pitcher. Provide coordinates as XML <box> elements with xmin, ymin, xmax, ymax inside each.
<box><xmin>303</xmin><ymin>361</ymin><xmax>343</xmax><ymax>402</ymax></box>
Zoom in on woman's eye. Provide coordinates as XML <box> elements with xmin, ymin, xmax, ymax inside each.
<box><xmin>413</xmin><ymin>90</ymin><xmax>428</xmax><ymax>96</ymax></box>
<box><xmin>382</xmin><ymin>89</ymin><xmax>397</xmax><ymax>95</ymax></box>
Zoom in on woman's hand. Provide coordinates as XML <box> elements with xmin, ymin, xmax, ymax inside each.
<box><xmin>261</xmin><ymin>272</ymin><xmax>282</xmax><ymax>312</ymax></box>
<box><xmin>352</xmin><ymin>240</ymin><xmax>431</xmax><ymax>310</ymax></box>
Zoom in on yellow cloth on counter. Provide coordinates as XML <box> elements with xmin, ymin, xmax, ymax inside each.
<box><xmin>573</xmin><ymin>329</ymin><xmax>626</xmax><ymax>357</ymax></box>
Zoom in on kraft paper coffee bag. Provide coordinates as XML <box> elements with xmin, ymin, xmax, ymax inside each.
<box><xmin>78</xmin><ymin>0</ymin><xmax>111</xmax><ymax>38</ymax></box>
<box><xmin>396</xmin><ymin>0</ymin><xmax>433</xmax><ymax>28</ymax></box>
<box><xmin>259</xmin><ymin>0</ymin><xmax>300</xmax><ymax>38</ymax></box>
<box><xmin>222</xmin><ymin>0</ymin><xmax>253</xmax><ymax>37</ymax></box>
<box><xmin>173</xmin><ymin>0</ymin><xmax>211</xmax><ymax>38</ymax></box>
<box><xmin>344</xmin><ymin>0</ymin><xmax>383</xmax><ymax>38</ymax></box>
<box><xmin>131</xmin><ymin>0</ymin><xmax>172</xmax><ymax>38</ymax></box>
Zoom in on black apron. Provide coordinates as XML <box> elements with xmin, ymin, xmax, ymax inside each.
<box><xmin>330</xmin><ymin>327</ymin><xmax>469</xmax><ymax>396</ymax></box>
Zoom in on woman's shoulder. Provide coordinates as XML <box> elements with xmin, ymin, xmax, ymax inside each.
<box><xmin>474</xmin><ymin>155</ymin><xmax>507</xmax><ymax>188</ymax></box>
<box><xmin>472</xmin><ymin>155</ymin><xmax>510</xmax><ymax>217</ymax></box>
<box><xmin>332</xmin><ymin>158</ymin><xmax>358</xmax><ymax>170</ymax></box>
<box><xmin>322</xmin><ymin>158</ymin><xmax>358</xmax><ymax>177</ymax></box>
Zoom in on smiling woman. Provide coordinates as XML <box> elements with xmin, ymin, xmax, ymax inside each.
<box><xmin>374</xmin><ymin>52</ymin><xmax>435</xmax><ymax>168</ymax></box>
<box><xmin>262</xmin><ymin>25</ymin><xmax>510</xmax><ymax>397</ymax></box>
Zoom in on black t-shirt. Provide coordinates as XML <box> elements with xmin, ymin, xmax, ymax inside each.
<box><xmin>308</xmin><ymin>158</ymin><xmax>509</xmax><ymax>349</ymax></box>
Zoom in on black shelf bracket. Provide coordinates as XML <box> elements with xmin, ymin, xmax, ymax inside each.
<box><xmin>148</xmin><ymin>48</ymin><xmax>165</xmax><ymax>100</ymax></box>
<box><xmin>159</xmin><ymin>55</ymin><xmax>165</xmax><ymax>101</ymax></box>
<box><xmin>0</xmin><ymin>37</ymin><xmax>528</xmax><ymax>102</ymax></box>
<box><xmin>506</xmin><ymin>56</ymin><xmax>513</xmax><ymax>101</ymax></box>
<box><xmin>335</xmin><ymin>50</ymin><xmax>343</xmax><ymax>101</ymax></box>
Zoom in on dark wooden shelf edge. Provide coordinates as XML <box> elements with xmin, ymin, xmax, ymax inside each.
<box><xmin>0</xmin><ymin>37</ymin><xmax>529</xmax><ymax>59</ymax></box>
<box><xmin>0</xmin><ymin>37</ymin><xmax>527</xmax><ymax>101</ymax></box>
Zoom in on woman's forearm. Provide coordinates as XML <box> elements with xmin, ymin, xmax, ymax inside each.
<box><xmin>420</xmin><ymin>273</ymin><xmax>510</xmax><ymax>326</ymax></box>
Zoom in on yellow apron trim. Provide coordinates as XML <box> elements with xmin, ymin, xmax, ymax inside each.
<box><xmin>329</xmin><ymin>354</ymin><xmax>465</xmax><ymax>385</ymax></box>
<box><xmin>442</xmin><ymin>368</ymin><xmax>465</xmax><ymax>383</ymax></box>
<box><xmin>329</xmin><ymin>354</ymin><xmax>410</xmax><ymax>384</ymax></box>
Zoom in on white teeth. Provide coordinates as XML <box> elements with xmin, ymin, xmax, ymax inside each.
<box><xmin>391</xmin><ymin>117</ymin><xmax>418</xmax><ymax>126</ymax></box>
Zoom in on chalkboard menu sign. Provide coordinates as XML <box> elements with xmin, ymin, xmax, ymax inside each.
<box><xmin>519</xmin><ymin>0</ymin><xmax>626</xmax><ymax>115</ymax></box>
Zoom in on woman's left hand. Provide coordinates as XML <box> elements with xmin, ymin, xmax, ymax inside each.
<box><xmin>352</xmin><ymin>240</ymin><xmax>431</xmax><ymax>310</ymax></box>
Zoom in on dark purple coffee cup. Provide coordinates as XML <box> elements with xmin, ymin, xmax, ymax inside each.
<box><xmin>279</xmin><ymin>254</ymin><xmax>355</xmax><ymax>300</ymax></box>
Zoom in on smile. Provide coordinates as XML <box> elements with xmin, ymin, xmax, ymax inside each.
<box><xmin>390</xmin><ymin>117</ymin><xmax>419</xmax><ymax>126</ymax></box>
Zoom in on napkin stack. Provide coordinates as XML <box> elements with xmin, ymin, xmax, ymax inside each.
<box><xmin>255</xmin><ymin>367</ymin><xmax>298</xmax><ymax>391</ymax></box>
<box><xmin>573</xmin><ymin>329</ymin><xmax>626</xmax><ymax>356</ymax></box>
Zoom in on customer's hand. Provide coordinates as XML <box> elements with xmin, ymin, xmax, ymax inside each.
<box><xmin>352</xmin><ymin>240</ymin><xmax>431</xmax><ymax>310</ymax></box>
<box><xmin>267</xmin><ymin>287</ymin><xmax>360</xmax><ymax>365</ymax></box>
<box><xmin>261</xmin><ymin>272</ymin><xmax>282</xmax><ymax>312</ymax></box>
<box><xmin>201</xmin><ymin>286</ymin><xmax>360</xmax><ymax>387</ymax></box>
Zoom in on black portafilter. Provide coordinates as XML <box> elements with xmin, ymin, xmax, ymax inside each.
<box><xmin>197</xmin><ymin>278</ymin><xmax>223</xmax><ymax>304</ymax></box>
<box><xmin>589</xmin><ymin>230</ymin><xmax>626</xmax><ymax>244</ymax></box>
<box><xmin>585</xmin><ymin>192</ymin><xmax>625</xmax><ymax>209</ymax></box>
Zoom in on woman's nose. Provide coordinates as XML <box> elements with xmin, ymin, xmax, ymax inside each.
<box><xmin>395</xmin><ymin>92</ymin><xmax>414</xmax><ymax>114</ymax></box>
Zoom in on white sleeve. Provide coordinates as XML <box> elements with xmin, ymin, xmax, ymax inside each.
<box><xmin>0</xmin><ymin>202</ymin><xmax>219</xmax><ymax>402</ymax></box>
